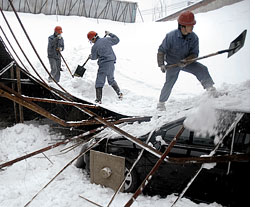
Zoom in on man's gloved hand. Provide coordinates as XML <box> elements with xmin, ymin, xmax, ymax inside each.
<box><xmin>177</xmin><ymin>59</ymin><xmax>188</xmax><ymax>68</ymax></box>
<box><xmin>105</xmin><ymin>31</ymin><xmax>111</xmax><ymax>36</ymax></box>
<box><xmin>57</xmin><ymin>34</ymin><xmax>62</xmax><ymax>39</ymax></box>
<box><xmin>160</xmin><ymin>65</ymin><xmax>166</xmax><ymax>73</ymax></box>
<box><xmin>88</xmin><ymin>54</ymin><xmax>92</xmax><ymax>59</ymax></box>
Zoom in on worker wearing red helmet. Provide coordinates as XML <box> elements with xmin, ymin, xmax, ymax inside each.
<box><xmin>87</xmin><ymin>30</ymin><xmax>122</xmax><ymax>104</ymax></box>
<box><xmin>47</xmin><ymin>26</ymin><xmax>64</xmax><ymax>82</ymax></box>
<box><xmin>157</xmin><ymin>11</ymin><xmax>217</xmax><ymax>111</ymax></box>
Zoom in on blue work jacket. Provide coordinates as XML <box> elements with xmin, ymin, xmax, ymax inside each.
<box><xmin>47</xmin><ymin>33</ymin><xmax>64</xmax><ymax>59</ymax></box>
<box><xmin>91</xmin><ymin>33</ymin><xmax>119</xmax><ymax>66</ymax></box>
<box><xmin>158</xmin><ymin>29</ymin><xmax>199</xmax><ymax>65</ymax></box>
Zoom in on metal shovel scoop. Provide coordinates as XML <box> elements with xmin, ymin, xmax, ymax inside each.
<box><xmin>73</xmin><ymin>55</ymin><xmax>90</xmax><ymax>77</ymax></box>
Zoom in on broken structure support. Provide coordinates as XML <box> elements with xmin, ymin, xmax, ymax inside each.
<box><xmin>10</xmin><ymin>65</ymin><xmax>18</xmax><ymax>122</ymax></box>
<box><xmin>0</xmin><ymin>126</ymin><xmax>105</xmax><ymax>169</ymax></box>
<box><xmin>0</xmin><ymin>85</ymin><xmax>68</xmax><ymax>126</ymax></box>
<box><xmin>170</xmin><ymin>113</ymin><xmax>245</xmax><ymax>207</ymax></box>
<box><xmin>0</xmin><ymin>86</ymin><xmax>104</xmax><ymax>127</ymax></box>
<box><xmin>16</xmin><ymin>65</ymin><xmax>24</xmax><ymax>123</ymax></box>
<box><xmin>22</xmin><ymin>96</ymin><xmax>98</xmax><ymax>109</ymax></box>
<box><xmin>124</xmin><ymin>126</ymin><xmax>185</xmax><ymax>207</ymax></box>
<box><xmin>0</xmin><ymin>81</ymin><xmax>150</xmax><ymax>127</ymax></box>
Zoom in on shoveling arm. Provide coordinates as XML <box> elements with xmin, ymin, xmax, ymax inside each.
<box><xmin>166</xmin><ymin>50</ymin><xmax>230</xmax><ymax>70</ymax></box>
<box><xmin>166</xmin><ymin>29</ymin><xmax>247</xmax><ymax>70</ymax></box>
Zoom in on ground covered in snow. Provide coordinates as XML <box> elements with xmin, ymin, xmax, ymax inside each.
<box><xmin>0</xmin><ymin>0</ymin><xmax>251</xmax><ymax>206</ymax></box>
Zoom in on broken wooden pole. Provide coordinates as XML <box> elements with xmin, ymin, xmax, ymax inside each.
<box><xmin>10</xmin><ymin>64</ymin><xmax>18</xmax><ymax>123</ymax></box>
<box><xmin>0</xmin><ymin>87</ymin><xmax>68</xmax><ymax>126</ymax></box>
<box><xmin>16</xmin><ymin>65</ymin><xmax>24</xmax><ymax>123</ymax></box>
<box><xmin>22</xmin><ymin>96</ymin><xmax>98</xmax><ymax>109</ymax></box>
<box><xmin>0</xmin><ymin>83</ymin><xmax>104</xmax><ymax>127</ymax></box>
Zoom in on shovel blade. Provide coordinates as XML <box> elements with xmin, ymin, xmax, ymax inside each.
<box><xmin>74</xmin><ymin>65</ymin><xmax>86</xmax><ymax>77</ymax></box>
<box><xmin>228</xmin><ymin>29</ymin><xmax>247</xmax><ymax>58</ymax></box>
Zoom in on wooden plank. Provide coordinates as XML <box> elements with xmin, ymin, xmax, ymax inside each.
<box><xmin>22</xmin><ymin>96</ymin><xmax>98</xmax><ymax>109</ymax></box>
<box><xmin>10</xmin><ymin>65</ymin><xmax>18</xmax><ymax>123</ymax></box>
<box><xmin>0</xmin><ymin>61</ymin><xmax>15</xmax><ymax>77</ymax></box>
<box><xmin>0</xmin><ymin>83</ymin><xmax>119</xmax><ymax>127</ymax></box>
<box><xmin>16</xmin><ymin>66</ymin><xmax>24</xmax><ymax>123</ymax></box>
<box><xmin>0</xmin><ymin>87</ymin><xmax>68</xmax><ymax>126</ymax></box>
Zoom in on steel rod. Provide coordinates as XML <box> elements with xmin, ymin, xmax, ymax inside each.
<box><xmin>0</xmin><ymin>126</ymin><xmax>103</xmax><ymax>169</ymax></box>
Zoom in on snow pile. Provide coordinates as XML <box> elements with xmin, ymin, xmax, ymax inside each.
<box><xmin>0</xmin><ymin>123</ymin><xmax>224</xmax><ymax>207</ymax></box>
<box><xmin>184</xmin><ymin>97</ymin><xmax>218</xmax><ymax>136</ymax></box>
<box><xmin>0</xmin><ymin>123</ymin><xmax>53</xmax><ymax>161</ymax></box>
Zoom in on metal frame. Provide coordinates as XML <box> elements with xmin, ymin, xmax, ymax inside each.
<box><xmin>0</xmin><ymin>0</ymin><xmax>138</xmax><ymax>23</ymax></box>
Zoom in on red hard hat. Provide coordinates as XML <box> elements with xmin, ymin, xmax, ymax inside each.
<box><xmin>87</xmin><ymin>31</ymin><xmax>97</xmax><ymax>40</ymax></box>
<box><xmin>178</xmin><ymin>11</ymin><xmax>196</xmax><ymax>26</ymax></box>
<box><xmin>55</xmin><ymin>26</ymin><xmax>63</xmax><ymax>34</ymax></box>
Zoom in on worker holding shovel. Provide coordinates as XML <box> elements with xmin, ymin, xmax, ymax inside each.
<box><xmin>47</xmin><ymin>26</ymin><xmax>64</xmax><ymax>82</ymax></box>
<box><xmin>157</xmin><ymin>11</ymin><xmax>216</xmax><ymax>111</ymax></box>
<box><xmin>87</xmin><ymin>30</ymin><xmax>123</xmax><ymax>104</ymax></box>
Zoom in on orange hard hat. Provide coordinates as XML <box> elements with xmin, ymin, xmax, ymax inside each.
<box><xmin>178</xmin><ymin>11</ymin><xmax>196</xmax><ymax>26</ymax></box>
<box><xmin>87</xmin><ymin>31</ymin><xmax>97</xmax><ymax>40</ymax></box>
<box><xmin>55</xmin><ymin>26</ymin><xmax>63</xmax><ymax>34</ymax></box>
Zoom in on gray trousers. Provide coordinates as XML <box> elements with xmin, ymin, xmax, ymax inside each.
<box><xmin>96</xmin><ymin>61</ymin><xmax>117</xmax><ymax>88</ymax></box>
<box><xmin>48</xmin><ymin>57</ymin><xmax>61</xmax><ymax>82</ymax></box>
<box><xmin>159</xmin><ymin>62</ymin><xmax>214</xmax><ymax>102</ymax></box>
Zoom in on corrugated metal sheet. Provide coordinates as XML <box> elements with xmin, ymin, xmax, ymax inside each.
<box><xmin>0</xmin><ymin>0</ymin><xmax>137</xmax><ymax>23</ymax></box>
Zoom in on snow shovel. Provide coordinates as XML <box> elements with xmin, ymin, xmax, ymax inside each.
<box><xmin>166</xmin><ymin>29</ymin><xmax>247</xmax><ymax>70</ymax></box>
<box><xmin>59</xmin><ymin>51</ymin><xmax>74</xmax><ymax>78</ymax></box>
<box><xmin>73</xmin><ymin>55</ymin><xmax>90</xmax><ymax>77</ymax></box>
<box><xmin>73</xmin><ymin>33</ymin><xmax>108</xmax><ymax>77</ymax></box>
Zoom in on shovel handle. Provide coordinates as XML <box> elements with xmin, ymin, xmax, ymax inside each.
<box><xmin>82</xmin><ymin>56</ymin><xmax>90</xmax><ymax>67</ymax></box>
<box><xmin>166</xmin><ymin>51</ymin><xmax>222</xmax><ymax>70</ymax></box>
<box><xmin>185</xmin><ymin>47</ymin><xmax>236</xmax><ymax>62</ymax></box>
<box><xmin>80</xmin><ymin>34</ymin><xmax>107</xmax><ymax>67</ymax></box>
<box><xmin>59</xmin><ymin>51</ymin><xmax>74</xmax><ymax>78</ymax></box>
<box><xmin>79</xmin><ymin>34</ymin><xmax>109</xmax><ymax>67</ymax></box>
<box><xmin>166</xmin><ymin>30</ymin><xmax>247</xmax><ymax>70</ymax></box>
<box><xmin>218</xmin><ymin>49</ymin><xmax>231</xmax><ymax>54</ymax></box>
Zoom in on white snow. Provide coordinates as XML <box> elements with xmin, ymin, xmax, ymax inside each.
<box><xmin>0</xmin><ymin>0</ymin><xmax>251</xmax><ymax>206</ymax></box>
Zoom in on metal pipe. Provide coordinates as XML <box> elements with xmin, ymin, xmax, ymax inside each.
<box><xmin>0</xmin><ymin>6</ymin><xmax>46</xmax><ymax>83</ymax></box>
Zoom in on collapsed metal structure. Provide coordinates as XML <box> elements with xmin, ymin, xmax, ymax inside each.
<box><xmin>0</xmin><ymin>38</ymin><xmax>153</xmax><ymax>134</ymax></box>
<box><xmin>0</xmin><ymin>0</ymin><xmax>138</xmax><ymax>23</ymax></box>
<box><xmin>0</xmin><ymin>0</ymin><xmax>150</xmax><ymax>134</ymax></box>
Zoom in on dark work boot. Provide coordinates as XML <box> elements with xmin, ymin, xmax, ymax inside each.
<box><xmin>95</xmin><ymin>87</ymin><xmax>102</xmax><ymax>104</ymax></box>
<box><xmin>112</xmin><ymin>83</ymin><xmax>123</xmax><ymax>100</ymax></box>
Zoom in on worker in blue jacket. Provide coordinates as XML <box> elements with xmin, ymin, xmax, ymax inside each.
<box><xmin>87</xmin><ymin>31</ymin><xmax>122</xmax><ymax>104</ymax></box>
<box><xmin>157</xmin><ymin>11</ymin><xmax>217</xmax><ymax>111</ymax></box>
<box><xmin>47</xmin><ymin>26</ymin><xmax>64</xmax><ymax>82</ymax></box>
